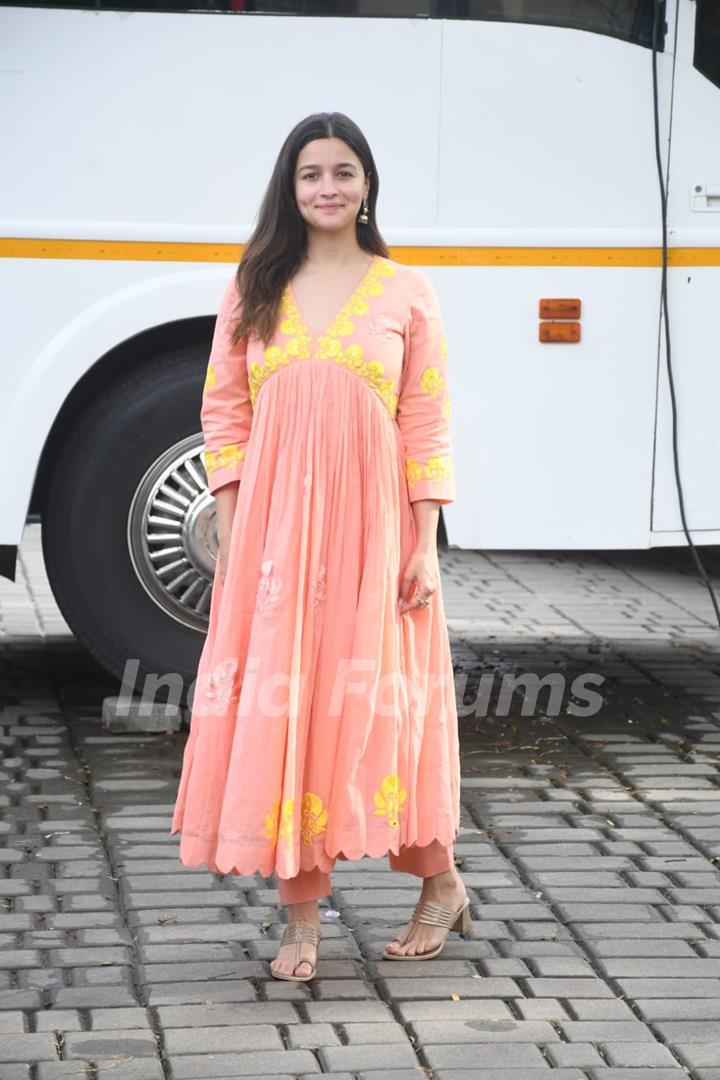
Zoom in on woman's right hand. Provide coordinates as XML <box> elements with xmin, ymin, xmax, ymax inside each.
<box><xmin>217</xmin><ymin>535</ymin><xmax>230</xmax><ymax>584</ymax></box>
<box><xmin>212</xmin><ymin>481</ymin><xmax>240</xmax><ymax>585</ymax></box>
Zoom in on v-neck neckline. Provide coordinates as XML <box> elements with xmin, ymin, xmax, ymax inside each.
<box><xmin>286</xmin><ymin>253</ymin><xmax>378</xmax><ymax>340</ymax></box>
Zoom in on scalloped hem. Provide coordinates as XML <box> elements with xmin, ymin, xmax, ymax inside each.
<box><xmin>169</xmin><ymin>822</ymin><xmax>460</xmax><ymax>880</ymax></box>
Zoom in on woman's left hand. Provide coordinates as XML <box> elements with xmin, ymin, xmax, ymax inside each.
<box><xmin>398</xmin><ymin>548</ymin><xmax>439</xmax><ymax>614</ymax></box>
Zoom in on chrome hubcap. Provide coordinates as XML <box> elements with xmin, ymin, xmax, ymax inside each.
<box><xmin>127</xmin><ymin>435</ymin><xmax>216</xmax><ymax>631</ymax></box>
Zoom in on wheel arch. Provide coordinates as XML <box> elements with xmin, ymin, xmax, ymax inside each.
<box><xmin>31</xmin><ymin>314</ymin><xmax>214</xmax><ymax>519</ymax></box>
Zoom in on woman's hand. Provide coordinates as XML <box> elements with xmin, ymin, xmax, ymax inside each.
<box><xmin>213</xmin><ymin>481</ymin><xmax>240</xmax><ymax>585</ymax></box>
<box><xmin>217</xmin><ymin>533</ymin><xmax>230</xmax><ymax>584</ymax></box>
<box><xmin>398</xmin><ymin>547</ymin><xmax>439</xmax><ymax>614</ymax></box>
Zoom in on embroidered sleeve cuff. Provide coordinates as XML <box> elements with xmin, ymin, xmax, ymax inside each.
<box><xmin>203</xmin><ymin>444</ymin><xmax>246</xmax><ymax>494</ymax></box>
<box><xmin>405</xmin><ymin>455</ymin><xmax>455</xmax><ymax>505</ymax></box>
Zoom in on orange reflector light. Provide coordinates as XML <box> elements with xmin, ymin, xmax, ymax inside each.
<box><xmin>539</xmin><ymin>298</ymin><xmax>581</xmax><ymax>318</ymax></box>
<box><xmin>539</xmin><ymin>322</ymin><xmax>581</xmax><ymax>343</ymax></box>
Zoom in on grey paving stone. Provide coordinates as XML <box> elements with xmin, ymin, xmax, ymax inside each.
<box><xmin>634</xmin><ymin>999</ymin><xmax>720</xmax><ymax>1021</ymax></box>
<box><xmin>431</xmin><ymin>1073</ymin><xmax>585</xmax><ymax>1080</ymax></box>
<box><xmin>341</xmin><ymin>1023</ymin><xmax>410</xmax><ymax>1045</ymax></box>
<box><xmin>524</xmin><ymin>978</ymin><xmax>615</xmax><ymax>998</ymax></box>
<box><xmin>160</xmin><ymin>1049</ymin><xmax>320</xmax><ymax>1077</ymax></box>
<box><xmin>570</xmin><ymin>922</ymin><xmax>704</xmax><ymax>939</ymax></box>
<box><xmin>353</xmin><ymin>1073</ymin><xmax>425</xmax><ymax>1080</ymax></box>
<box><xmin>377</xmin><ymin>977</ymin><xmax>521</xmax><ymax>1000</ymax></box>
<box><xmin>0</xmin><ymin>1013</ymin><xmax>27</xmax><ymax>1033</ymax></box>
<box><xmin>154</xmin><ymin>1002</ymin><xmax>300</xmax><ymax>1028</ymax></box>
<box><xmin>317</xmin><ymin>1044</ymin><xmax>419</xmax><ymax>1072</ymax></box>
<box><xmin>559</xmin><ymin>1021</ymin><xmax>659</xmax><ymax>1042</ymax></box>
<box><xmin>567</xmin><ymin>999</ymin><xmax>637</xmax><ymax>1020</ymax></box>
<box><xmin>529</xmin><ymin>957</ymin><xmax>597</xmax><ymax>977</ymax></box>
<box><xmin>0</xmin><ymin>990</ymin><xmax>42</xmax><ymax>1010</ymax></box>
<box><xmin>555</xmin><ymin>903</ymin><xmax>665</xmax><ymax>921</ymax></box>
<box><xmin>546</xmin><ymin>1042</ymin><xmax>606</xmax><ymax>1068</ymax></box>
<box><xmin>140</xmin><ymin>960</ymin><xmax>265</xmax><ymax>983</ymax></box>
<box><xmin>49</xmin><ymin>988</ymin><xmax>139</xmax><ymax>1008</ymax></box>
<box><xmin>304</xmin><ymin>1002</ymin><xmax>394</xmax><ymax>1024</ymax></box>
<box><xmin>407</xmin><ymin>1019</ymin><xmax>559</xmax><ymax>1043</ymax></box>
<box><xmin>87</xmin><ymin>1008</ymin><xmax>151</xmax><ymax>1030</ymax></box>
<box><xmin>585</xmin><ymin>1072</ymin><xmax>696</xmax><ymax>1080</ymax></box>
<box><xmin>48</xmin><ymin>947</ymin><xmax>131</xmax><ymax>968</ymax></box>
<box><xmin>615</xmin><ymin>978</ymin><xmax>720</xmax><ymax>998</ymax></box>
<box><xmin>33</xmin><ymin>1006</ymin><xmax>82</xmax><ymax>1032</ymax></box>
<box><xmin>0</xmin><ymin>1033</ymin><xmax>57</xmax><ymax>1062</ymax></box>
<box><xmin>654</xmin><ymin>1021</ymin><xmax>720</xmax><ymax>1043</ymax></box>
<box><xmin>585</xmin><ymin>939</ymin><xmax>698</xmax><ymax>957</ymax></box>
<box><xmin>419</xmin><ymin>1042</ymin><xmax>549</xmax><ymax>1070</ymax></box>
<box><xmin>144</xmin><ymin>980</ymin><xmax>258</xmax><ymax>1006</ymax></box>
<box><xmin>601</xmin><ymin>1042</ymin><xmax>681</xmax><ymax>1067</ymax></box>
<box><xmin>135</xmin><ymin>922</ymin><xmax>263</xmax><ymax>944</ymax></box>
<box><xmin>599</xmin><ymin>958</ymin><xmax>720</xmax><ymax>977</ymax></box>
<box><xmin>514</xmin><ymin>998</ymin><xmax>570</xmax><ymax>1020</ymax></box>
<box><xmin>63</xmin><ymin>1029</ymin><xmax>158</xmax><ymax>1059</ymax></box>
<box><xmin>285</xmin><ymin>1023</ymin><xmax>342</xmax><ymax>1049</ymax></box>
<box><xmin>93</xmin><ymin>1062</ymin><xmax>165</xmax><ymax>1079</ymax></box>
<box><xmin>395</xmin><ymin>1000</ymin><xmax>513</xmax><ymax>1022</ymax></box>
<box><xmin>674</xmin><ymin>1044</ymin><xmax>720</xmax><ymax>1068</ymax></box>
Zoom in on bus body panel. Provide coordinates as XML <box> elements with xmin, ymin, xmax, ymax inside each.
<box><xmin>652</xmin><ymin>5</ymin><xmax>720</xmax><ymax>534</ymax></box>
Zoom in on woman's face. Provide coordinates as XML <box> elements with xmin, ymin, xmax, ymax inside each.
<box><xmin>294</xmin><ymin>137</ymin><xmax>370</xmax><ymax>237</ymax></box>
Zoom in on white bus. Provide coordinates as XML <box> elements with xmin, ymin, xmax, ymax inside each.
<box><xmin>1</xmin><ymin>1</ymin><xmax>719</xmax><ymax>684</ymax></box>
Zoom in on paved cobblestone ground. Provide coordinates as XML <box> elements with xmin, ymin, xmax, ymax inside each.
<box><xmin>1</xmin><ymin>524</ymin><xmax>720</xmax><ymax>1079</ymax></box>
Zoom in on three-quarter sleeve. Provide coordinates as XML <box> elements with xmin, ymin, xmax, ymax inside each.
<box><xmin>200</xmin><ymin>274</ymin><xmax>253</xmax><ymax>495</ymax></box>
<box><xmin>397</xmin><ymin>271</ymin><xmax>455</xmax><ymax>505</ymax></box>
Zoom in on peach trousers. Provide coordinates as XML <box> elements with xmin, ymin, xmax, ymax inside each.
<box><xmin>277</xmin><ymin>839</ymin><xmax>454</xmax><ymax>904</ymax></box>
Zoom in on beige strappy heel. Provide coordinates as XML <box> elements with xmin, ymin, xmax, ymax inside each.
<box><xmin>270</xmin><ymin>919</ymin><xmax>322</xmax><ymax>982</ymax></box>
<box><xmin>382</xmin><ymin>893</ymin><xmax>471</xmax><ymax>960</ymax></box>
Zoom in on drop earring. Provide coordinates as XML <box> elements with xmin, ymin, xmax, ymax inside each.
<box><xmin>358</xmin><ymin>196</ymin><xmax>369</xmax><ymax>225</ymax></box>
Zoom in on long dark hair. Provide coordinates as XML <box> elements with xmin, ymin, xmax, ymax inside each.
<box><xmin>228</xmin><ymin>111</ymin><xmax>390</xmax><ymax>347</ymax></box>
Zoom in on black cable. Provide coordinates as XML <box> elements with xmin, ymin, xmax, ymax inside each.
<box><xmin>651</xmin><ymin>0</ymin><xmax>720</xmax><ymax>631</ymax></box>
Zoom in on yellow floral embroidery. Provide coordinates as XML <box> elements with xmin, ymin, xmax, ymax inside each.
<box><xmin>264</xmin><ymin>795</ymin><xmax>295</xmax><ymax>844</ymax></box>
<box><xmin>203</xmin><ymin>443</ymin><xmax>245</xmax><ymax>477</ymax></box>
<box><xmin>372</xmin><ymin>773</ymin><xmax>407</xmax><ymax>828</ymax></box>
<box><xmin>405</xmin><ymin>454</ymin><xmax>454</xmax><ymax>488</ymax></box>
<box><xmin>300</xmin><ymin>792</ymin><xmax>328</xmax><ymax>846</ymax></box>
<box><xmin>203</xmin><ymin>364</ymin><xmax>217</xmax><ymax>394</ymax></box>
<box><xmin>249</xmin><ymin>257</ymin><xmax>399</xmax><ymax>417</ymax></box>
<box><xmin>443</xmin><ymin>395</ymin><xmax>452</xmax><ymax>420</ymax></box>
<box><xmin>419</xmin><ymin>367</ymin><xmax>444</xmax><ymax>398</ymax></box>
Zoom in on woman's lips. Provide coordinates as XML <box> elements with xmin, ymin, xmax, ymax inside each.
<box><xmin>318</xmin><ymin>205</ymin><xmax>342</xmax><ymax>211</ymax></box>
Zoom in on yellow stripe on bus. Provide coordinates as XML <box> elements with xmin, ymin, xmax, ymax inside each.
<box><xmin>1</xmin><ymin>238</ymin><xmax>720</xmax><ymax>266</ymax></box>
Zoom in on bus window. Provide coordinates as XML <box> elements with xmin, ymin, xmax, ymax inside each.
<box><xmin>694</xmin><ymin>0</ymin><xmax>720</xmax><ymax>89</ymax></box>
<box><xmin>0</xmin><ymin>0</ymin><xmax>662</xmax><ymax>48</ymax></box>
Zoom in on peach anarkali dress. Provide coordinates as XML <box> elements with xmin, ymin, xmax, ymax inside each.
<box><xmin>170</xmin><ymin>253</ymin><xmax>460</xmax><ymax>882</ymax></box>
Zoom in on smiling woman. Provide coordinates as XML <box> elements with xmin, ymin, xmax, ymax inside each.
<box><xmin>169</xmin><ymin>111</ymin><xmax>467</xmax><ymax>981</ymax></box>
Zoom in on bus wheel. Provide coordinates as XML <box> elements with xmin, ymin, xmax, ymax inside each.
<box><xmin>42</xmin><ymin>349</ymin><xmax>218</xmax><ymax>697</ymax></box>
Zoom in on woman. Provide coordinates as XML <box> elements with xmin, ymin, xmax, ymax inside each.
<box><xmin>170</xmin><ymin>111</ymin><xmax>468</xmax><ymax>982</ymax></box>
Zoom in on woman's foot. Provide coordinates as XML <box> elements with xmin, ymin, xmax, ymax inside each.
<box><xmin>270</xmin><ymin>900</ymin><xmax>321</xmax><ymax>979</ymax></box>
<box><xmin>384</xmin><ymin>865</ymin><xmax>467</xmax><ymax>957</ymax></box>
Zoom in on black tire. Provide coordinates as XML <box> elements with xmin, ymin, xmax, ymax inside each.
<box><xmin>42</xmin><ymin>346</ymin><xmax>212</xmax><ymax>696</ymax></box>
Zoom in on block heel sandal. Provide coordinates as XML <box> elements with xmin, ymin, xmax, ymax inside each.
<box><xmin>382</xmin><ymin>894</ymin><xmax>471</xmax><ymax>960</ymax></box>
